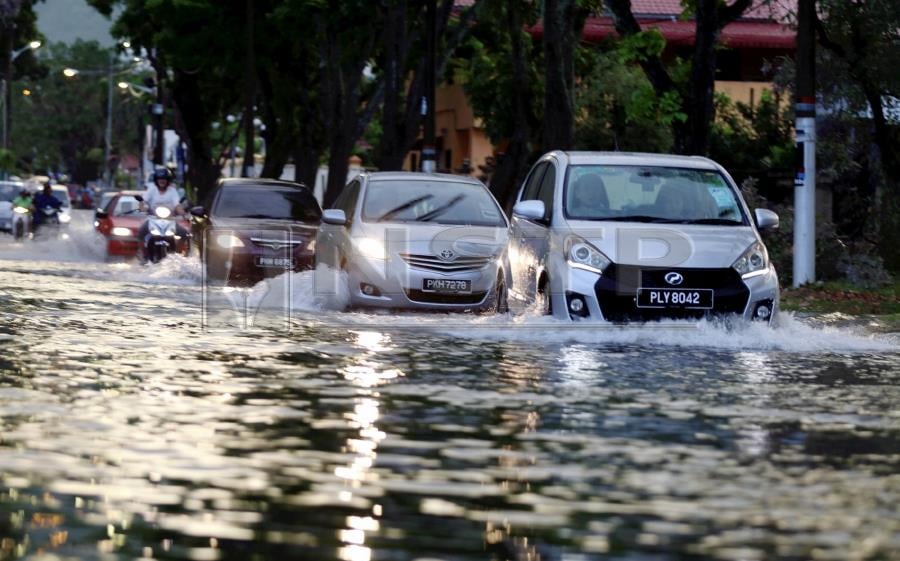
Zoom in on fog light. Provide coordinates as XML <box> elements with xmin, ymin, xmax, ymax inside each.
<box><xmin>360</xmin><ymin>283</ymin><xmax>382</xmax><ymax>297</ymax></box>
<box><xmin>753</xmin><ymin>300</ymin><xmax>774</xmax><ymax>321</ymax></box>
<box><xmin>565</xmin><ymin>292</ymin><xmax>589</xmax><ymax>317</ymax></box>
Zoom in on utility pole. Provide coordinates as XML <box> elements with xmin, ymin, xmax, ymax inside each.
<box><xmin>2</xmin><ymin>21</ymin><xmax>14</xmax><ymax>152</ymax></box>
<box><xmin>103</xmin><ymin>51</ymin><xmax>114</xmax><ymax>186</ymax></box>
<box><xmin>153</xmin><ymin>63</ymin><xmax>165</xmax><ymax>166</ymax></box>
<box><xmin>241</xmin><ymin>0</ymin><xmax>255</xmax><ymax>178</ymax></box>
<box><xmin>793</xmin><ymin>0</ymin><xmax>816</xmax><ymax>286</ymax></box>
<box><xmin>420</xmin><ymin>0</ymin><xmax>436</xmax><ymax>173</ymax></box>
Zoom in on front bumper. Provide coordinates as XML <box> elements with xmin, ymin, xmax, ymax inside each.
<box><xmin>345</xmin><ymin>255</ymin><xmax>499</xmax><ymax>311</ymax></box>
<box><xmin>556</xmin><ymin>263</ymin><xmax>779</xmax><ymax>324</ymax></box>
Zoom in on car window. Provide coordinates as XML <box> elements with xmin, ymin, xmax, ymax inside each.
<box><xmin>536</xmin><ymin>163</ymin><xmax>556</xmax><ymax>220</ymax></box>
<box><xmin>362</xmin><ymin>179</ymin><xmax>505</xmax><ymax>227</ymax></box>
<box><xmin>214</xmin><ymin>186</ymin><xmax>322</xmax><ymax>222</ymax></box>
<box><xmin>0</xmin><ymin>184</ymin><xmax>16</xmax><ymax>202</ymax></box>
<box><xmin>52</xmin><ymin>188</ymin><xmax>71</xmax><ymax>208</ymax></box>
<box><xmin>563</xmin><ymin>165</ymin><xmax>747</xmax><ymax>224</ymax></box>
<box><xmin>335</xmin><ymin>180</ymin><xmax>361</xmax><ymax>221</ymax></box>
<box><xmin>520</xmin><ymin>162</ymin><xmax>547</xmax><ymax>201</ymax></box>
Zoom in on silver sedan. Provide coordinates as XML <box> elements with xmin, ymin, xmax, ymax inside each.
<box><xmin>315</xmin><ymin>172</ymin><xmax>510</xmax><ymax>313</ymax></box>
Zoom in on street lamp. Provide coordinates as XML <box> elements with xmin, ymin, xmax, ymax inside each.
<box><xmin>1</xmin><ymin>39</ymin><xmax>42</xmax><ymax>151</ymax></box>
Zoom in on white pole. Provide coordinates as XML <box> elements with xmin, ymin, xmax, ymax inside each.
<box><xmin>793</xmin><ymin>116</ymin><xmax>816</xmax><ymax>286</ymax></box>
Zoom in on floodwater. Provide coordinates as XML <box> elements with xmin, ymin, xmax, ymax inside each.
<box><xmin>0</xmin><ymin>211</ymin><xmax>898</xmax><ymax>561</ymax></box>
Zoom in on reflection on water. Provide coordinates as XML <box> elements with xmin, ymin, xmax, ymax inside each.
<box><xmin>0</xmin><ymin>235</ymin><xmax>899</xmax><ymax>560</ymax></box>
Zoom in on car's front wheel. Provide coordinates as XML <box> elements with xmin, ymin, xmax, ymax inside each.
<box><xmin>482</xmin><ymin>272</ymin><xmax>508</xmax><ymax>314</ymax></box>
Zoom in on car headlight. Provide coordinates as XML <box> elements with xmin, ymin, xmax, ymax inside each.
<box><xmin>13</xmin><ymin>207</ymin><xmax>29</xmax><ymax>214</ymax></box>
<box><xmin>565</xmin><ymin>235</ymin><xmax>611</xmax><ymax>274</ymax></box>
<box><xmin>112</xmin><ymin>226</ymin><xmax>132</xmax><ymax>237</ymax></box>
<box><xmin>732</xmin><ymin>242</ymin><xmax>768</xmax><ymax>278</ymax></box>
<box><xmin>216</xmin><ymin>233</ymin><xmax>244</xmax><ymax>248</ymax></box>
<box><xmin>58</xmin><ymin>213</ymin><xmax>71</xmax><ymax>223</ymax></box>
<box><xmin>353</xmin><ymin>237</ymin><xmax>386</xmax><ymax>260</ymax></box>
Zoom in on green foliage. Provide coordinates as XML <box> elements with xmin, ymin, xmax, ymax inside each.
<box><xmin>10</xmin><ymin>40</ymin><xmax>146</xmax><ymax>182</ymax></box>
<box><xmin>574</xmin><ymin>49</ymin><xmax>674</xmax><ymax>152</ymax></box>
<box><xmin>617</xmin><ymin>29</ymin><xmax>667</xmax><ymax>62</ymax></box>
<box><xmin>709</xmin><ymin>89</ymin><xmax>794</xmax><ymax>184</ymax></box>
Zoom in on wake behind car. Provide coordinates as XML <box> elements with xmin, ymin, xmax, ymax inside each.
<box><xmin>316</xmin><ymin>172</ymin><xmax>510</xmax><ymax>312</ymax></box>
<box><xmin>190</xmin><ymin>178</ymin><xmax>321</xmax><ymax>285</ymax></box>
<box><xmin>508</xmin><ymin>151</ymin><xmax>780</xmax><ymax>323</ymax></box>
<box><xmin>94</xmin><ymin>191</ymin><xmax>191</xmax><ymax>260</ymax></box>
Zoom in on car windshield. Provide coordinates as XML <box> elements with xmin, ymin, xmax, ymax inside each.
<box><xmin>214</xmin><ymin>187</ymin><xmax>321</xmax><ymax>222</ymax></box>
<box><xmin>564</xmin><ymin>165</ymin><xmax>747</xmax><ymax>225</ymax></box>
<box><xmin>0</xmin><ymin>184</ymin><xmax>17</xmax><ymax>202</ymax></box>
<box><xmin>113</xmin><ymin>196</ymin><xmax>143</xmax><ymax>216</ymax></box>
<box><xmin>52</xmin><ymin>187</ymin><xmax>71</xmax><ymax>208</ymax></box>
<box><xmin>362</xmin><ymin>179</ymin><xmax>506</xmax><ymax>227</ymax></box>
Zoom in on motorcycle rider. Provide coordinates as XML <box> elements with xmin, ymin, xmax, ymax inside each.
<box><xmin>32</xmin><ymin>182</ymin><xmax>62</xmax><ymax>230</ymax></box>
<box><xmin>13</xmin><ymin>188</ymin><xmax>33</xmax><ymax>211</ymax></box>
<box><xmin>138</xmin><ymin>168</ymin><xmax>189</xmax><ymax>260</ymax></box>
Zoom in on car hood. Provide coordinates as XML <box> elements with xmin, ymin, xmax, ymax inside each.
<box><xmin>566</xmin><ymin>221</ymin><xmax>759</xmax><ymax>269</ymax></box>
<box><xmin>355</xmin><ymin>222</ymin><xmax>508</xmax><ymax>258</ymax></box>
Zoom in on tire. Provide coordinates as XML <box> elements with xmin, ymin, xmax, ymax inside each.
<box><xmin>481</xmin><ymin>272</ymin><xmax>508</xmax><ymax>314</ymax></box>
<box><xmin>538</xmin><ymin>278</ymin><xmax>552</xmax><ymax>316</ymax></box>
<box><xmin>13</xmin><ymin>221</ymin><xmax>24</xmax><ymax>240</ymax></box>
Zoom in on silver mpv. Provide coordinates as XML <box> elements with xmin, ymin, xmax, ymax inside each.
<box><xmin>316</xmin><ymin>172</ymin><xmax>510</xmax><ymax>312</ymax></box>
<box><xmin>508</xmin><ymin>152</ymin><xmax>780</xmax><ymax>323</ymax></box>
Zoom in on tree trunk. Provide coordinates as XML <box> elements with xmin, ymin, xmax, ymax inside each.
<box><xmin>681</xmin><ymin>0</ymin><xmax>720</xmax><ymax>155</ymax></box>
<box><xmin>490</xmin><ymin>1</ymin><xmax>533</xmax><ymax>211</ymax></box>
<box><xmin>170</xmin><ymin>70</ymin><xmax>221</xmax><ymax>203</ymax></box>
<box><xmin>542</xmin><ymin>0</ymin><xmax>577</xmax><ymax>152</ymax></box>
<box><xmin>376</xmin><ymin>0</ymin><xmax>406</xmax><ymax>171</ymax></box>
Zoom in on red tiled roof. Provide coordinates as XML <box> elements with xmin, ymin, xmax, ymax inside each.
<box><xmin>574</xmin><ymin>17</ymin><xmax>795</xmax><ymax>49</ymax></box>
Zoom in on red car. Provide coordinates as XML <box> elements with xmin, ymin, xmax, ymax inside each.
<box><xmin>94</xmin><ymin>190</ymin><xmax>191</xmax><ymax>258</ymax></box>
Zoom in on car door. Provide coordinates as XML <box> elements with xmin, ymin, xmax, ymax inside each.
<box><xmin>509</xmin><ymin>161</ymin><xmax>548</xmax><ymax>303</ymax></box>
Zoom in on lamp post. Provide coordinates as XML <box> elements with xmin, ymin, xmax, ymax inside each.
<box><xmin>1</xmin><ymin>39</ymin><xmax>41</xmax><ymax>151</ymax></box>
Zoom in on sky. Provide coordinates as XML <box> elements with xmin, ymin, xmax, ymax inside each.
<box><xmin>34</xmin><ymin>0</ymin><xmax>116</xmax><ymax>47</ymax></box>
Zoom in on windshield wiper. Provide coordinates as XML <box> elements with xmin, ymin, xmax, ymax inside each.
<box><xmin>377</xmin><ymin>195</ymin><xmax>433</xmax><ymax>221</ymax></box>
<box><xmin>417</xmin><ymin>194</ymin><xmax>465</xmax><ymax>222</ymax></box>
<box><xmin>595</xmin><ymin>215</ymin><xmax>682</xmax><ymax>223</ymax></box>
<box><xmin>677</xmin><ymin>218</ymin><xmax>743</xmax><ymax>225</ymax></box>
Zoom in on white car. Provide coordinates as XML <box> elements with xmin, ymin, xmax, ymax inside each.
<box><xmin>316</xmin><ymin>172</ymin><xmax>510</xmax><ymax>312</ymax></box>
<box><xmin>0</xmin><ymin>181</ymin><xmax>30</xmax><ymax>238</ymax></box>
<box><xmin>51</xmin><ymin>185</ymin><xmax>73</xmax><ymax>225</ymax></box>
<box><xmin>508</xmin><ymin>151</ymin><xmax>780</xmax><ymax>323</ymax></box>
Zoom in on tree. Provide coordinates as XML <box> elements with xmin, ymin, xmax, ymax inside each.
<box><xmin>1</xmin><ymin>0</ymin><xmax>46</xmax><ymax>155</ymax></box>
<box><xmin>603</xmin><ymin>0</ymin><xmax>753</xmax><ymax>155</ymax></box>
<box><xmin>458</xmin><ymin>0</ymin><xmax>542</xmax><ymax>210</ymax></box>
<box><xmin>542</xmin><ymin>0</ymin><xmax>588</xmax><ymax>152</ymax></box>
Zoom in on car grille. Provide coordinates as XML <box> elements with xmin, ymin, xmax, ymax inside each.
<box><xmin>595</xmin><ymin>264</ymin><xmax>749</xmax><ymax>322</ymax></box>
<box><xmin>404</xmin><ymin>289</ymin><xmax>488</xmax><ymax>305</ymax></box>
<box><xmin>399</xmin><ymin>253</ymin><xmax>492</xmax><ymax>273</ymax></box>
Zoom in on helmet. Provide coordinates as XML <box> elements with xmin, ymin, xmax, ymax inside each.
<box><xmin>153</xmin><ymin>168</ymin><xmax>173</xmax><ymax>182</ymax></box>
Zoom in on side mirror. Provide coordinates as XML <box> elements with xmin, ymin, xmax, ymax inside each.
<box><xmin>95</xmin><ymin>209</ymin><xmax>108</xmax><ymax>220</ymax></box>
<box><xmin>755</xmin><ymin>208</ymin><xmax>779</xmax><ymax>232</ymax></box>
<box><xmin>190</xmin><ymin>206</ymin><xmax>206</xmax><ymax>219</ymax></box>
<box><xmin>512</xmin><ymin>200</ymin><xmax>546</xmax><ymax>222</ymax></box>
<box><xmin>322</xmin><ymin>209</ymin><xmax>347</xmax><ymax>226</ymax></box>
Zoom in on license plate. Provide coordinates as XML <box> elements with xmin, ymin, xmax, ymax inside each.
<box><xmin>636</xmin><ymin>288</ymin><xmax>713</xmax><ymax>309</ymax></box>
<box><xmin>423</xmin><ymin>278</ymin><xmax>472</xmax><ymax>293</ymax></box>
<box><xmin>256</xmin><ymin>256</ymin><xmax>295</xmax><ymax>268</ymax></box>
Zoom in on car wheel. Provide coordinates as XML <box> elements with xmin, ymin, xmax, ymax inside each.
<box><xmin>538</xmin><ymin>278</ymin><xmax>552</xmax><ymax>316</ymax></box>
<box><xmin>481</xmin><ymin>272</ymin><xmax>508</xmax><ymax>315</ymax></box>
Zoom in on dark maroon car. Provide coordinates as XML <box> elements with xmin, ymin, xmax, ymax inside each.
<box><xmin>190</xmin><ymin>178</ymin><xmax>321</xmax><ymax>286</ymax></box>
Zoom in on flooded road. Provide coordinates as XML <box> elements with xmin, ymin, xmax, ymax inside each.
<box><xmin>1</xmin><ymin>212</ymin><xmax>899</xmax><ymax>561</ymax></box>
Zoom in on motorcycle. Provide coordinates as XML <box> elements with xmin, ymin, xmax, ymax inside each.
<box><xmin>142</xmin><ymin>206</ymin><xmax>190</xmax><ymax>263</ymax></box>
<box><xmin>32</xmin><ymin>205</ymin><xmax>62</xmax><ymax>237</ymax></box>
